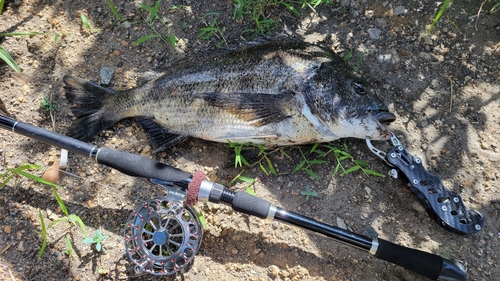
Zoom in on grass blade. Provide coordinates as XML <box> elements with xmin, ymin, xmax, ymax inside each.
<box><xmin>107</xmin><ymin>0</ymin><xmax>121</xmax><ymax>20</ymax></box>
<box><xmin>342</xmin><ymin>165</ymin><xmax>361</xmax><ymax>175</ymax></box>
<box><xmin>133</xmin><ymin>34</ymin><xmax>159</xmax><ymax>45</ymax></box>
<box><xmin>8</xmin><ymin>168</ymin><xmax>59</xmax><ymax>187</ymax></box>
<box><xmin>364</xmin><ymin>169</ymin><xmax>385</xmax><ymax>177</ymax></box>
<box><xmin>80</xmin><ymin>14</ymin><xmax>91</xmax><ymax>29</ymax></box>
<box><xmin>0</xmin><ymin>31</ymin><xmax>40</xmax><ymax>36</ymax></box>
<box><xmin>0</xmin><ymin>45</ymin><xmax>20</xmax><ymax>72</ymax></box>
<box><xmin>428</xmin><ymin>0</ymin><xmax>452</xmax><ymax>34</ymax></box>
<box><xmin>52</xmin><ymin>187</ymin><xmax>68</xmax><ymax>216</ymax></box>
<box><xmin>292</xmin><ymin>159</ymin><xmax>307</xmax><ymax>174</ymax></box>
<box><xmin>37</xmin><ymin>209</ymin><xmax>47</xmax><ymax>259</ymax></box>
<box><xmin>69</xmin><ymin>214</ymin><xmax>87</xmax><ymax>237</ymax></box>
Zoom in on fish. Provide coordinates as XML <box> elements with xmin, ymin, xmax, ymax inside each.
<box><xmin>63</xmin><ymin>41</ymin><xmax>396</xmax><ymax>151</ymax></box>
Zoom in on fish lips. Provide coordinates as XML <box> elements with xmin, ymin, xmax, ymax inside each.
<box><xmin>372</xmin><ymin>110</ymin><xmax>396</xmax><ymax>125</ymax></box>
<box><xmin>371</xmin><ymin>110</ymin><xmax>396</xmax><ymax>139</ymax></box>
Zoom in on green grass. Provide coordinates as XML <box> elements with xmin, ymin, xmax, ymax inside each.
<box><xmin>233</xmin><ymin>0</ymin><xmax>333</xmax><ymax>37</ymax></box>
<box><xmin>82</xmin><ymin>229</ymin><xmax>109</xmax><ymax>252</ymax></box>
<box><xmin>107</xmin><ymin>0</ymin><xmax>128</xmax><ymax>28</ymax></box>
<box><xmin>1</xmin><ymin>163</ymin><xmax>88</xmax><ymax>259</ymax></box>
<box><xmin>427</xmin><ymin>0</ymin><xmax>452</xmax><ymax>34</ymax></box>
<box><xmin>228</xmin><ymin>141</ymin><xmax>384</xmax><ymax>186</ymax></box>
<box><xmin>199</xmin><ymin>12</ymin><xmax>228</xmax><ymax>48</ymax></box>
<box><xmin>135</xmin><ymin>0</ymin><xmax>179</xmax><ymax>48</ymax></box>
<box><xmin>343</xmin><ymin>49</ymin><xmax>366</xmax><ymax>72</ymax></box>
<box><xmin>0</xmin><ymin>45</ymin><xmax>20</xmax><ymax>72</ymax></box>
<box><xmin>40</xmin><ymin>96</ymin><xmax>57</xmax><ymax>112</ymax></box>
<box><xmin>301</xmin><ymin>185</ymin><xmax>318</xmax><ymax>200</ymax></box>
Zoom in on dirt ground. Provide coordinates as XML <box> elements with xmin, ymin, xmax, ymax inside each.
<box><xmin>1</xmin><ymin>0</ymin><xmax>499</xmax><ymax>280</ymax></box>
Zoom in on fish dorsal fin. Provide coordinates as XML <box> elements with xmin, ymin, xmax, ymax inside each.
<box><xmin>201</xmin><ymin>91</ymin><xmax>294</xmax><ymax>126</ymax></box>
<box><xmin>136</xmin><ymin>117</ymin><xmax>188</xmax><ymax>152</ymax></box>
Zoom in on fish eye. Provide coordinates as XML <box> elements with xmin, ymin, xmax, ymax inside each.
<box><xmin>352</xmin><ymin>81</ymin><xmax>366</xmax><ymax>95</ymax></box>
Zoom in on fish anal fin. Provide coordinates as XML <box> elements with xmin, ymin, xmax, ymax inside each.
<box><xmin>202</xmin><ymin>91</ymin><xmax>293</xmax><ymax>126</ymax></box>
<box><xmin>136</xmin><ymin>117</ymin><xmax>187</xmax><ymax>152</ymax></box>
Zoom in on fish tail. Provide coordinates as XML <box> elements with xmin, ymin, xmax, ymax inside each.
<box><xmin>63</xmin><ymin>75</ymin><xmax>120</xmax><ymax>142</ymax></box>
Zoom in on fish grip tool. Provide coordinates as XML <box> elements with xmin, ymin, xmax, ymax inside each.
<box><xmin>0</xmin><ymin>115</ymin><xmax>467</xmax><ymax>280</ymax></box>
<box><xmin>366</xmin><ymin>133</ymin><xmax>484</xmax><ymax>235</ymax></box>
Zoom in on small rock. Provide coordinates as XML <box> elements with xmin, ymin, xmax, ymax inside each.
<box><xmin>121</xmin><ymin>21</ymin><xmax>131</xmax><ymax>28</ymax></box>
<box><xmin>419</xmin><ymin>52</ymin><xmax>432</xmax><ymax>61</ymax></box>
<box><xmin>394</xmin><ymin>6</ymin><xmax>406</xmax><ymax>16</ymax></box>
<box><xmin>367</xmin><ymin>28</ymin><xmax>381</xmax><ymax>40</ymax></box>
<box><xmin>100</xmin><ymin>67</ymin><xmax>115</xmax><ymax>86</ymax></box>
<box><xmin>377</xmin><ymin>54</ymin><xmax>392</xmax><ymax>62</ymax></box>
<box><xmin>17</xmin><ymin>241</ymin><xmax>25</xmax><ymax>251</ymax></box>
<box><xmin>4</xmin><ymin>225</ymin><xmax>12</xmax><ymax>234</ymax></box>
<box><xmin>336</xmin><ymin>217</ymin><xmax>347</xmax><ymax>230</ymax></box>
<box><xmin>268</xmin><ymin>265</ymin><xmax>280</xmax><ymax>278</ymax></box>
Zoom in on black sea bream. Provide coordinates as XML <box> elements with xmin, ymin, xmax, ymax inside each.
<box><xmin>64</xmin><ymin>41</ymin><xmax>395</xmax><ymax>151</ymax></box>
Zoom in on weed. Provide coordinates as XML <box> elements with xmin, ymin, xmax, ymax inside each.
<box><xmin>199</xmin><ymin>12</ymin><xmax>227</xmax><ymax>48</ymax></box>
<box><xmin>40</xmin><ymin>96</ymin><xmax>57</xmax><ymax>112</ymax></box>
<box><xmin>491</xmin><ymin>3</ymin><xmax>500</xmax><ymax>14</ymax></box>
<box><xmin>427</xmin><ymin>0</ymin><xmax>452</xmax><ymax>34</ymax></box>
<box><xmin>234</xmin><ymin>0</ymin><xmax>332</xmax><ymax>37</ymax></box>
<box><xmin>169</xmin><ymin>5</ymin><xmax>189</xmax><ymax>13</ymax></box>
<box><xmin>83</xmin><ymin>229</ymin><xmax>109</xmax><ymax>252</ymax></box>
<box><xmin>63</xmin><ymin>235</ymin><xmax>74</xmax><ymax>257</ymax></box>
<box><xmin>49</xmin><ymin>187</ymin><xmax>87</xmax><ymax>236</ymax></box>
<box><xmin>228</xmin><ymin>141</ymin><xmax>282</xmax><ymax>176</ymax></box>
<box><xmin>325</xmin><ymin>143</ymin><xmax>385</xmax><ymax>177</ymax></box>
<box><xmin>135</xmin><ymin>0</ymin><xmax>179</xmax><ymax>48</ymax></box>
<box><xmin>0</xmin><ymin>45</ymin><xmax>20</xmax><ymax>72</ymax></box>
<box><xmin>292</xmin><ymin>143</ymin><xmax>326</xmax><ymax>180</ymax></box>
<box><xmin>229</xmin><ymin>170</ymin><xmax>257</xmax><ymax>195</ymax></box>
<box><xmin>1</xmin><ymin>163</ymin><xmax>88</xmax><ymax>258</ymax></box>
<box><xmin>0</xmin><ymin>0</ymin><xmax>4</xmax><ymax>14</ymax></box>
<box><xmin>300</xmin><ymin>185</ymin><xmax>318</xmax><ymax>200</ymax></box>
<box><xmin>80</xmin><ymin>13</ymin><xmax>101</xmax><ymax>31</ymax></box>
<box><xmin>37</xmin><ymin>209</ymin><xmax>48</xmax><ymax>259</ymax></box>
<box><xmin>1</xmin><ymin>163</ymin><xmax>58</xmax><ymax>188</ymax></box>
<box><xmin>107</xmin><ymin>0</ymin><xmax>128</xmax><ymax>28</ymax></box>
<box><xmin>342</xmin><ymin>49</ymin><xmax>366</xmax><ymax>72</ymax></box>
<box><xmin>1</xmin><ymin>31</ymin><xmax>62</xmax><ymax>44</ymax></box>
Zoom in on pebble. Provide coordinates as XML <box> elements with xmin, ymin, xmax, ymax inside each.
<box><xmin>268</xmin><ymin>265</ymin><xmax>280</xmax><ymax>277</ymax></box>
<box><xmin>419</xmin><ymin>52</ymin><xmax>432</xmax><ymax>61</ymax></box>
<box><xmin>122</xmin><ymin>21</ymin><xmax>131</xmax><ymax>28</ymax></box>
<box><xmin>17</xmin><ymin>241</ymin><xmax>25</xmax><ymax>251</ymax></box>
<box><xmin>4</xmin><ymin>225</ymin><xmax>11</xmax><ymax>234</ymax></box>
<box><xmin>377</xmin><ymin>54</ymin><xmax>392</xmax><ymax>62</ymax></box>
<box><xmin>367</xmin><ymin>28</ymin><xmax>381</xmax><ymax>40</ymax></box>
<box><xmin>336</xmin><ymin>217</ymin><xmax>347</xmax><ymax>230</ymax></box>
<box><xmin>394</xmin><ymin>6</ymin><xmax>406</xmax><ymax>16</ymax></box>
<box><xmin>100</xmin><ymin>67</ymin><xmax>115</xmax><ymax>86</ymax></box>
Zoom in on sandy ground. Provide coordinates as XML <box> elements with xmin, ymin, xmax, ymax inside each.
<box><xmin>1</xmin><ymin>0</ymin><xmax>499</xmax><ymax>280</ymax></box>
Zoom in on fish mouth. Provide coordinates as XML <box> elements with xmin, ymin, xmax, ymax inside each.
<box><xmin>371</xmin><ymin>110</ymin><xmax>396</xmax><ymax>139</ymax></box>
<box><xmin>373</xmin><ymin>110</ymin><xmax>396</xmax><ymax>125</ymax></box>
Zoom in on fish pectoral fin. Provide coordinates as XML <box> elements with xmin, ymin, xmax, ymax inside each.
<box><xmin>202</xmin><ymin>91</ymin><xmax>293</xmax><ymax>126</ymax></box>
<box><xmin>136</xmin><ymin>117</ymin><xmax>188</xmax><ymax>152</ymax></box>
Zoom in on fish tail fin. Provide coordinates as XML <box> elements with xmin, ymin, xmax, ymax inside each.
<box><xmin>63</xmin><ymin>75</ymin><xmax>120</xmax><ymax>141</ymax></box>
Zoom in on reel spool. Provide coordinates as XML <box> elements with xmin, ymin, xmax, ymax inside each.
<box><xmin>124</xmin><ymin>197</ymin><xmax>203</xmax><ymax>276</ymax></box>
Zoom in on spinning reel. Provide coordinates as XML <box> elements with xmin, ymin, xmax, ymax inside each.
<box><xmin>124</xmin><ymin>196</ymin><xmax>202</xmax><ymax>275</ymax></box>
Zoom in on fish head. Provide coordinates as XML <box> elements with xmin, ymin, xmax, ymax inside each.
<box><xmin>308</xmin><ymin>76</ymin><xmax>396</xmax><ymax>140</ymax></box>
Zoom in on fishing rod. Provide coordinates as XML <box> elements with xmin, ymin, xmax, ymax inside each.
<box><xmin>0</xmin><ymin>114</ymin><xmax>467</xmax><ymax>280</ymax></box>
